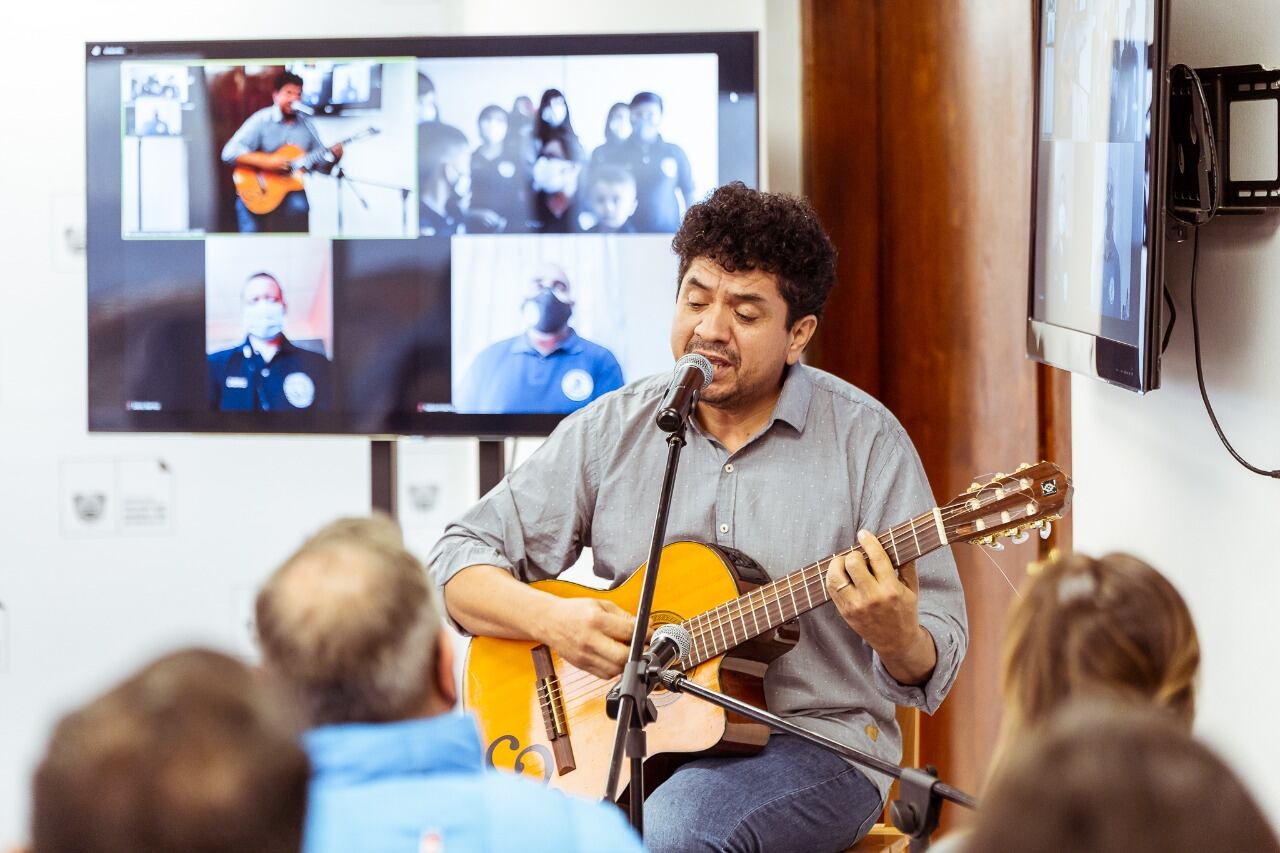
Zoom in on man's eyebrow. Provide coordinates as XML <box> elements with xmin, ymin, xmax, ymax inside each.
<box><xmin>681</xmin><ymin>277</ymin><xmax>768</xmax><ymax>305</ymax></box>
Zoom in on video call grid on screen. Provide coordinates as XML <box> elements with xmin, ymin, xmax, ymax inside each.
<box><xmin>1030</xmin><ymin>0</ymin><xmax>1155</xmax><ymax>350</ymax></box>
<box><xmin>86</xmin><ymin>33</ymin><xmax>758</xmax><ymax>436</ymax></box>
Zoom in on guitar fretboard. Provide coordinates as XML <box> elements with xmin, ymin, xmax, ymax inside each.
<box><xmin>677</xmin><ymin>507</ymin><xmax>952</xmax><ymax>669</ymax></box>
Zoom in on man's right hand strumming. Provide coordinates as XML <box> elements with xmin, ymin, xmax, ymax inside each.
<box><xmin>443</xmin><ymin>564</ymin><xmax>636</xmax><ymax>681</ymax></box>
<box><xmin>540</xmin><ymin>597</ymin><xmax>635</xmax><ymax>680</ymax></box>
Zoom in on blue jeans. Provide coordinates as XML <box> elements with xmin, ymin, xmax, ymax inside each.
<box><xmin>235</xmin><ymin>190</ymin><xmax>309</xmax><ymax>233</ymax></box>
<box><xmin>643</xmin><ymin>734</ymin><xmax>884</xmax><ymax>853</ymax></box>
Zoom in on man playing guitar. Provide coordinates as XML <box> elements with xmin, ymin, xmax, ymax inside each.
<box><xmin>220</xmin><ymin>71</ymin><xmax>343</xmax><ymax>233</ymax></box>
<box><xmin>429</xmin><ymin>182</ymin><xmax>969</xmax><ymax>852</ymax></box>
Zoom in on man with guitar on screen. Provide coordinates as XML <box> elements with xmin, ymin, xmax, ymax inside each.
<box><xmin>428</xmin><ymin>182</ymin><xmax>969</xmax><ymax>852</ymax></box>
<box><xmin>220</xmin><ymin>71</ymin><xmax>343</xmax><ymax>233</ymax></box>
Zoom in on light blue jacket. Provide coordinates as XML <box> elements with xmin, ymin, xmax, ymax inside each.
<box><xmin>303</xmin><ymin>713</ymin><xmax>645</xmax><ymax>853</ymax></box>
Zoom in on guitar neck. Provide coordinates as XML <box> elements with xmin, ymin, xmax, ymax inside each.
<box><xmin>679</xmin><ymin>507</ymin><xmax>951</xmax><ymax>668</ymax></box>
<box><xmin>297</xmin><ymin>129</ymin><xmax>375</xmax><ymax>171</ymax></box>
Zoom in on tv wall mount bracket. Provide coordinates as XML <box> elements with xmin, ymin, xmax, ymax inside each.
<box><xmin>1170</xmin><ymin>63</ymin><xmax>1280</xmax><ymax>224</ymax></box>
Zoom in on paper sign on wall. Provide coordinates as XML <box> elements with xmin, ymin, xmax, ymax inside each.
<box><xmin>60</xmin><ymin>457</ymin><xmax>175</xmax><ymax>537</ymax></box>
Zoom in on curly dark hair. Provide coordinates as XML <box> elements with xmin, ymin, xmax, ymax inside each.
<box><xmin>671</xmin><ymin>182</ymin><xmax>837</xmax><ymax>326</ymax></box>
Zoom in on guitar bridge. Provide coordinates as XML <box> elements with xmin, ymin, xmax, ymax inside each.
<box><xmin>531</xmin><ymin>645</ymin><xmax>576</xmax><ymax>776</ymax></box>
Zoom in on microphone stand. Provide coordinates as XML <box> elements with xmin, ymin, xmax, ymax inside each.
<box><xmin>654</xmin><ymin>669</ymin><xmax>977</xmax><ymax>850</ymax></box>
<box><xmin>602</xmin><ymin>416</ymin><xmax>691</xmax><ymax>834</ymax></box>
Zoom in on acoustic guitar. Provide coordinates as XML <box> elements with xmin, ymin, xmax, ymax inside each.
<box><xmin>231</xmin><ymin>127</ymin><xmax>380</xmax><ymax>215</ymax></box>
<box><xmin>465</xmin><ymin>461</ymin><xmax>1072</xmax><ymax>799</ymax></box>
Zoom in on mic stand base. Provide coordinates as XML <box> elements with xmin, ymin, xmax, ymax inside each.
<box><xmin>656</xmin><ymin>669</ymin><xmax>975</xmax><ymax>851</ymax></box>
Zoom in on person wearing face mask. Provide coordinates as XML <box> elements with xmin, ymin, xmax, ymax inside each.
<box><xmin>589</xmin><ymin>102</ymin><xmax>633</xmax><ymax>171</ymax></box>
<box><xmin>207</xmin><ymin>272</ymin><xmax>332</xmax><ymax>411</ymax></box>
<box><xmin>530</xmin><ymin>137</ymin><xmax>587</xmax><ymax>233</ymax></box>
<box><xmin>524</xmin><ymin>88</ymin><xmax>586</xmax><ymax>167</ymax></box>
<box><xmin>471</xmin><ymin>104</ymin><xmax>529</xmax><ymax>233</ymax></box>
<box><xmin>454</xmin><ymin>262</ymin><xmax>623</xmax><ymax>414</ymax></box>
<box><xmin>623</xmin><ymin>91</ymin><xmax>694</xmax><ymax>233</ymax></box>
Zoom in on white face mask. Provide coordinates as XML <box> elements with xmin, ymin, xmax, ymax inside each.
<box><xmin>542</xmin><ymin>100</ymin><xmax>567</xmax><ymax>126</ymax></box>
<box><xmin>244</xmin><ymin>300</ymin><xmax>285</xmax><ymax>340</ymax></box>
<box><xmin>532</xmin><ymin>156</ymin><xmax>578</xmax><ymax>194</ymax></box>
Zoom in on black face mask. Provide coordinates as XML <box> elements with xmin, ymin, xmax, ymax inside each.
<box><xmin>526</xmin><ymin>289</ymin><xmax>573</xmax><ymax>333</ymax></box>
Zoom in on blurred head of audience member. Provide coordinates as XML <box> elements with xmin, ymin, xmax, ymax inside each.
<box><xmin>30</xmin><ymin>649</ymin><xmax>308</xmax><ymax>853</ymax></box>
<box><xmin>587</xmin><ymin>165</ymin><xmax>638</xmax><ymax>232</ymax></box>
<box><xmin>254</xmin><ymin>514</ymin><xmax>645</xmax><ymax>853</ymax></box>
<box><xmin>966</xmin><ymin>701</ymin><xmax>1280</xmax><ymax>853</ymax></box>
<box><xmin>420</xmin><ymin>122</ymin><xmax>473</xmax><ymax>215</ymax></box>
<box><xmin>993</xmin><ymin>551</ymin><xmax>1199</xmax><ymax>773</ymax></box>
<box><xmin>603</xmin><ymin>102</ymin><xmax>631</xmax><ymax>144</ymax></box>
<box><xmin>256</xmin><ymin>513</ymin><xmax>450</xmax><ymax>726</ymax></box>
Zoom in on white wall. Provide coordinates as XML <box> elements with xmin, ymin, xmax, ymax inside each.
<box><xmin>1071</xmin><ymin>0</ymin><xmax>1280</xmax><ymax>826</ymax></box>
<box><xmin>0</xmin><ymin>0</ymin><xmax>799</xmax><ymax>846</ymax></box>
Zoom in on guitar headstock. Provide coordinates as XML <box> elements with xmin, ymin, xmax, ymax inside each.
<box><xmin>941</xmin><ymin>462</ymin><xmax>1072</xmax><ymax>549</ymax></box>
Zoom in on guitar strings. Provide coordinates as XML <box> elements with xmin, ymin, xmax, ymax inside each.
<box><xmin>553</xmin><ymin>494</ymin><xmax>1017</xmax><ymax>702</ymax></box>
<box><xmin>552</xmin><ymin>487</ymin><xmax>1044</xmax><ymax>702</ymax></box>
<box><xmin>554</xmin><ymin>521</ymin><xmax>974</xmax><ymax>707</ymax></box>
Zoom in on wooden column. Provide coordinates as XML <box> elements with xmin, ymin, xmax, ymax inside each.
<box><xmin>802</xmin><ymin>0</ymin><xmax>1072</xmax><ymax>816</ymax></box>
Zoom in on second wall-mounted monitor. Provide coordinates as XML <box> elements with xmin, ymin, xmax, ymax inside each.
<box><xmin>1027</xmin><ymin>0</ymin><xmax>1169</xmax><ymax>393</ymax></box>
<box><xmin>86</xmin><ymin>32</ymin><xmax>758</xmax><ymax>435</ymax></box>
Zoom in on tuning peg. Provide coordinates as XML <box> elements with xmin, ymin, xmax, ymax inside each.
<box><xmin>1039</xmin><ymin>521</ymin><xmax>1052</xmax><ymax>540</ymax></box>
<box><xmin>1016</xmin><ymin>462</ymin><xmax>1030</xmax><ymax>472</ymax></box>
<box><xmin>987</xmin><ymin>541</ymin><xmax>1006</xmax><ymax>552</ymax></box>
<box><xmin>968</xmin><ymin>482</ymin><xmax>982</xmax><ymax>493</ymax></box>
<box><xmin>1010</xmin><ymin>529</ymin><xmax>1030</xmax><ymax>545</ymax></box>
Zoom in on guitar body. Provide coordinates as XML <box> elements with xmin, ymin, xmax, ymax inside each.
<box><xmin>231</xmin><ymin>143</ymin><xmax>306</xmax><ymax>214</ymax></box>
<box><xmin>464</xmin><ymin>541</ymin><xmax>797</xmax><ymax>800</ymax></box>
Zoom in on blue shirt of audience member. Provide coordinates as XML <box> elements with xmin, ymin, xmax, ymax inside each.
<box><xmin>303</xmin><ymin>713</ymin><xmax>644</xmax><ymax>853</ymax></box>
<box><xmin>207</xmin><ymin>336</ymin><xmax>332</xmax><ymax>412</ymax></box>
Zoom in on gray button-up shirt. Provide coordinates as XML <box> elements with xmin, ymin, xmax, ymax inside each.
<box><xmin>220</xmin><ymin>105</ymin><xmax>323</xmax><ymax>165</ymax></box>
<box><xmin>428</xmin><ymin>364</ymin><xmax>968</xmax><ymax>799</ymax></box>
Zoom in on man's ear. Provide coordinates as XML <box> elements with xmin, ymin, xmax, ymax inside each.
<box><xmin>786</xmin><ymin>315</ymin><xmax>819</xmax><ymax>365</ymax></box>
<box><xmin>433</xmin><ymin>628</ymin><xmax>458</xmax><ymax>708</ymax></box>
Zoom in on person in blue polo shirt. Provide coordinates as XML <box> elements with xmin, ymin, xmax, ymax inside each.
<box><xmin>255</xmin><ymin>515</ymin><xmax>644</xmax><ymax>853</ymax></box>
<box><xmin>455</xmin><ymin>261</ymin><xmax>624</xmax><ymax>413</ymax></box>
<box><xmin>207</xmin><ymin>272</ymin><xmax>331</xmax><ymax>411</ymax></box>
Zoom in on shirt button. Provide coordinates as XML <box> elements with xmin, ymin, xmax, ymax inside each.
<box><xmin>261</xmin><ymin>368</ymin><xmax>270</xmax><ymax>377</ymax></box>
<box><xmin>719</xmin><ymin>523</ymin><xmax>729</xmax><ymax>534</ymax></box>
<box><xmin>724</xmin><ymin>463</ymin><xmax>734</xmax><ymax>473</ymax></box>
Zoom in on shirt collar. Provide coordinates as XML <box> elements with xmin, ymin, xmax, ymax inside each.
<box><xmin>508</xmin><ymin>328</ymin><xmax>583</xmax><ymax>356</ymax></box>
<box><xmin>240</xmin><ymin>334</ymin><xmax>297</xmax><ymax>356</ymax></box>
<box><xmin>304</xmin><ymin>713</ymin><xmax>484</xmax><ymax>785</ymax></box>
<box><xmin>769</xmin><ymin>363</ymin><xmax>814</xmax><ymax>433</ymax></box>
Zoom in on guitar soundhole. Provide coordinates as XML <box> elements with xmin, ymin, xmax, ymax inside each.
<box><xmin>483</xmin><ymin>734</ymin><xmax>553</xmax><ymax>783</ymax></box>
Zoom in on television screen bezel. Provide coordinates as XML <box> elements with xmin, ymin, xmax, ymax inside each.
<box><xmin>85</xmin><ymin>31</ymin><xmax>759</xmax><ymax>438</ymax></box>
<box><xmin>1025</xmin><ymin>0</ymin><xmax>1170</xmax><ymax>394</ymax></box>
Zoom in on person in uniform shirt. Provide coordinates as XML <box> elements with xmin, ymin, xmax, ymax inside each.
<box><xmin>220</xmin><ymin>71</ymin><xmax>342</xmax><ymax>233</ymax></box>
<box><xmin>208</xmin><ymin>272</ymin><xmax>332</xmax><ymax>412</ymax></box>
<box><xmin>585</xmin><ymin>165</ymin><xmax>638</xmax><ymax>233</ymax></box>
<box><xmin>588</xmin><ymin>102</ymin><xmax>633</xmax><ymax>170</ymax></box>
<box><xmin>623</xmin><ymin>91</ymin><xmax>694</xmax><ymax>233</ymax></box>
<box><xmin>455</xmin><ymin>261</ymin><xmax>623</xmax><ymax>414</ymax></box>
<box><xmin>471</xmin><ymin>104</ymin><xmax>529</xmax><ymax>233</ymax></box>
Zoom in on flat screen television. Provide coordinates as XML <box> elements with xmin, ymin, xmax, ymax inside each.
<box><xmin>86</xmin><ymin>33</ymin><xmax>758</xmax><ymax>435</ymax></box>
<box><xmin>1026</xmin><ymin>0</ymin><xmax>1169</xmax><ymax>393</ymax></box>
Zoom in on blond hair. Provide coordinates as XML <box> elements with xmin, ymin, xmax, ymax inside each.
<box><xmin>992</xmin><ymin>552</ymin><xmax>1199</xmax><ymax>777</ymax></box>
<box><xmin>255</xmin><ymin>514</ymin><xmax>442</xmax><ymax>726</ymax></box>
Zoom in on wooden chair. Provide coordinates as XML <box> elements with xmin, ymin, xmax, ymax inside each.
<box><xmin>846</xmin><ymin>705</ymin><xmax>919</xmax><ymax>852</ymax></box>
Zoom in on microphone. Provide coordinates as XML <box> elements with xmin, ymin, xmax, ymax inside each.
<box><xmin>655</xmin><ymin>353</ymin><xmax>713</xmax><ymax>432</ymax></box>
<box><xmin>290</xmin><ymin>102</ymin><xmax>314</xmax><ymax>115</ymax></box>
<box><xmin>647</xmin><ymin>624</ymin><xmax>693</xmax><ymax>670</ymax></box>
